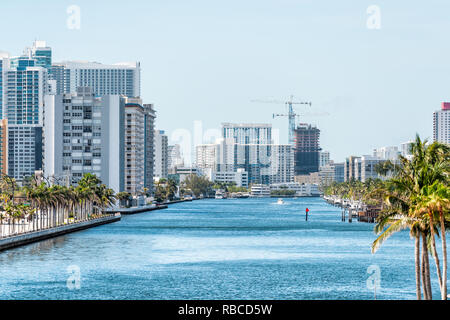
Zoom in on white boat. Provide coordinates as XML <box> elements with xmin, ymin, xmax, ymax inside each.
<box><xmin>276</xmin><ymin>198</ymin><xmax>284</xmax><ymax>205</ymax></box>
<box><xmin>215</xmin><ymin>190</ymin><xmax>225</xmax><ymax>199</ymax></box>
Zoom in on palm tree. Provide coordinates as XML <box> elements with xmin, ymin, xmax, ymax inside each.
<box><xmin>372</xmin><ymin>135</ymin><xmax>449</xmax><ymax>300</ymax></box>
<box><xmin>417</xmin><ymin>182</ymin><xmax>450</xmax><ymax>299</ymax></box>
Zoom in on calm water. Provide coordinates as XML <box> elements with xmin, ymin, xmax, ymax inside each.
<box><xmin>0</xmin><ymin>198</ymin><xmax>439</xmax><ymax>299</ymax></box>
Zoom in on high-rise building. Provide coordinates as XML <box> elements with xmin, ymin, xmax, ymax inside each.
<box><xmin>268</xmin><ymin>144</ymin><xmax>294</xmax><ymax>184</ymax></box>
<box><xmin>215</xmin><ymin>138</ymin><xmax>293</xmax><ymax>185</ymax></box>
<box><xmin>195</xmin><ymin>144</ymin><xmax>217</xmax><ymax>174</ymax></box>
<box><xmin>400</xmin><ymin>140</ymin><xmax>414</xmax><ymax>160</ymax></box>
<box><xmin>355</xmin><ymin>155</ymin><xmax>386</xmax><ymax>182</ymax></box>
<box><xmin>222</xmin><ymin>123</ymin><xmax>272</xmax><ymax>144</ymax></box>
<box><xmin>143</xmin><ymin>104</ymin><xmax>156</xmax><ymax>194</ymax></box>
<box><xmin>319</xmin><ymin>151</ymin><xmax>330</xmax><ymax>167</ymax></box>
<box><xmin>43</xmin><ymin>87</ymin><xmax>125</xmax><ymax>192</ymax></box>
<box><xmin>1</xmin><ymin>54</ymin><xmax>48</xmax><ymax>180</ymax></box>
<box><xmin>433</xmin><ymin>102</ymin><xmax>450</xmax><ymax>144</ymax></box>
<box><xmin>344</xmin><ymin>156</ymin><xmax>361</xmax><ymax>182</ymax></box>
<box><xmin>344</xmin><ymin>155</ymin><xmax>386</xmax><ymax>182</ymax></box>
<box><xmin>154</xmin><ymin>130</ymin><xmax>168</xmax><ymax>179</ymax></box>
<box><xmin>216</xmin><ymin>138</ymin><xmax>237</xmax><ymax>173</ymax></box>
<box><xmin>168</xmin><ymin>144</ymin><xmax>184</xmax><ymax>172</ymax></box>
<box><xmin>294</xmin><ymin>124</ymin><xmax>321</xmax><ymax>175</ymax></box>
<box><xmin>373</xmin><ymin>146</ymin><xmax>399</xmax><ymax>160</ymax></box>
<box><xmin>333</xmin><ymin>162</ymin><xmax>345</xmax><ymax>183</ymax></box>
<box><xmin>123</xmin><ymin>98</ymin><xmax>155</xmax><ymax>195</ymax></box>
<box><xmin>23</xmin><ymin>41</ymin><xmax>52</xmax><ymax>69</ymax></box>
<box><xmin>219</xmin><ymin>124</ymin><xmax>276</xmax><ymax>184</ymax></box>
<box><xmin>0</xmin><ymin>119</ymin><xmax>8</xmax><ymax>175</ymax></box>
<box><xmin>50</xmin><ymin>61</ymin><xmax>140</xmax><ymax>97</ymax></box>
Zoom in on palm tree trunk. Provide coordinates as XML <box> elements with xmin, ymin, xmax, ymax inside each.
<box><xmin>439</xmin><ymin>209</ymin><xmax>447</xmax><ymax>300</ymax></box>
<box><xmin>423</xmin><ymin>234</ymin><xmax>433</xmax><ymax>300</ymax></box>
<box><xmin>422</xmin><ymin>232</ymin><xmax>432</xmax><ymax>299</ymax></box>
<box><xmin>415</xmin><ymin>235</ymin><xmax>422</xmax><ymax>300</ymax></box>
<box><xmin>429</xmin><ymin>211</ymin><xmax>443</xmax><ymax>295</ymax></box>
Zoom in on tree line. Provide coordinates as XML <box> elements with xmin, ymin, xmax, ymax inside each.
<box><xmin>0</xmin><ymin>173</ymin><xmax>116</xmax><ymax>237</ymax></box>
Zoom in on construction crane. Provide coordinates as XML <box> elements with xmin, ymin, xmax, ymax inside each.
<box><xmin>251</xmin><ymin>95</ymin><xmax>312</xmax><ymax>146</ymax></box>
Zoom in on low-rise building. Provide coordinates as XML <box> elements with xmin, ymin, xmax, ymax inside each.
<box><xmin>175</xmin><ymin>167</ymin><xmax>200</xmax><ymax>184</ymax></box>
<box><xmin>270</xmin><ymin>182</ymin><xmax>320</xmax><ymax>197</ymax></box>
<box><xmin>294</xmin><ymin>172</ymin><xmax>320</xmax><ymax>184</ymax></box>
<box><xmin>211</xmin><ymin>168</ymin><xmax>248</xmax><ymax>188</ymax></box>
<box><xmin>250</xmin><ymin>184</ymin><xmax>271</xmax><ymax>197</ymax></box>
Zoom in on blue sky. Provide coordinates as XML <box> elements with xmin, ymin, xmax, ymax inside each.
<box><xmin>1</xmin><ymin>0</ymin><xmax>449</xmax><ymax>162</ymax></box>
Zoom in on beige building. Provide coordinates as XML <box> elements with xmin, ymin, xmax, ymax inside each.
<box><xmin>295</xmin><ymin>172</ymin><xmax>320</xmax><ymax>184</ymax></box>
<box><xmin>124</xmin><ymin>98</ymin><xmax>147</xmax><ymax>195</ymax></box>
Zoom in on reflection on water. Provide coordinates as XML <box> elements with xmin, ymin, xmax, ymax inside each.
<box><xmin>0</xmin><ymin>198</ymin><xmax>440</xmax><ymax>300</ymax></box>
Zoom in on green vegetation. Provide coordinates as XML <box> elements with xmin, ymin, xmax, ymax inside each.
<box><xmin>270</xmin><ymin>189</ymin><xmax>296</xmax><ymax>196</ymax></box>
<box><xmin>325</xmin><ymin>135</ymin><xmax>450</xmax><ymax>300</ymax></box>
<box><xmin>154</xmin><ymin>178</ymin><xmax>178</xmax><ymax>203</ymax></box>
<box><xmin>0</xmin><ymin>173</ymin><xmax>116</xmax><ymax>237</ymax></box>
<box><xmin>183</xmin><ymin>175</ymin><xmax>213</xmax><ymax>197</ymax></box>
<box><xmin>213</xmin><ymin>181</ymin><xmax>248</xmax><ymax>193</ymax></box>
<box><xmin>116</xmin><ymin>191</ymin><xmax>132</xmax><ymax>208</ymax></box>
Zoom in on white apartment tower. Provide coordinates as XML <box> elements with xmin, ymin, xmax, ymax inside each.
<box><xmin>195</xmin><ymin>144</ymin><xmax>218</xmax><ymax>173</ymax></box>
<box><xmin>319</xmin><ymin>151</ymin><xmax>330</xmax><ymax>167</ymax></box>
<box><xmin>50</xmin><ymin>61</ymin><xmax>140</xmax><ymax>97</ymax></box>
<box><xmin>222</xmin><ymin>123</ymin><xmax>272</xmax><ymax>144</ymax></box>
<box><xmin>168</xmin><ymin>144</ymin><xmax>184</xmax><ymax>171</ymax></box>
<box><xmin>433</xmin><ymin>102</ymin><xmax>450</xmax><ymax>144</ymax></box>
<box><xmin>268</xmin><ymin>145</ymin><xmax>295</xmax><ymax>184</ymax></box>
<box><xmin>373</xmin><ymin>146</ymin><xmax>399</xmax><ymax>160</ymax></box>
<box><xmin>43</xmin><ymin>87</ymin><xmax>124</xmax><ymax>192</ymax></box>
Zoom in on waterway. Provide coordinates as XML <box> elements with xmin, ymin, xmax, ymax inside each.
<box><xmin>0</xmin><ymin>198</ymin><xmax>439</xmax><ymax>299</ymax></box>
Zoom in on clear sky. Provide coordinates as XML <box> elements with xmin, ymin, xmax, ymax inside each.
<box><xmin>1</xmin><ymin>0</ymin><xmax>449</xmax><ymax>163</ymax></box>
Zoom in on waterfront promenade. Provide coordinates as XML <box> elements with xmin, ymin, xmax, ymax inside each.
<box><xmin>0</xmin><ymin>214</ymin><xmax>120</xmax><ymax>251</ymax></box>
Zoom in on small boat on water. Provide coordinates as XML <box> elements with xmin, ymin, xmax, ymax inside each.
<box><xmin>276</xmin><ymin>198</ymin><xmax>284</xmax><ymax>205</ymax></box>
<box><xmin>215</xmin><ymin>190</ymin><xmax>226</xmax><ymax>199</ymax></box>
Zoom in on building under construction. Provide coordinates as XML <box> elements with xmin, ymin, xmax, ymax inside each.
<box><xmin>294</xmin><ymin>124</ymin><xmax>321</xmax><ymax>175</ymax></box>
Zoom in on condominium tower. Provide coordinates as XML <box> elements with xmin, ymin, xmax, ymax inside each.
<box><xmin>50</xmin><ymin>61</ymin><xmax>140</xmax><ymax>97</ymax></box>
<box><xmin>433</xmin><ymin>102</ymin><xmax>450</xmax><ymax>144</ymax></box>
<box><xmin>154</xmin><ymin>130</ymin><xmax>168</xmax><ymax>179</ymax></box>
<box><xmin>124</xmin><ymin>99</ymin><xmax>156</xmax><ymax>195</ymax></box>
<box><xmin>0</xmin><ymin>53</ymin><xmax>48</xmax><ymax>180</ymax></box>
<box><xmin>222</xmin><ymin>123</ymin><xmax>272</xmax><ymax>144</ymax></box>
<box><xmin>294</xmin><ymin>124</ymin><xmax>321</xmax><ymax>175</ymax></box>
<box><xmin>44</xmin><ymin>87</ymin><xmax>124</xmax><ymax>191</ymax></box>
